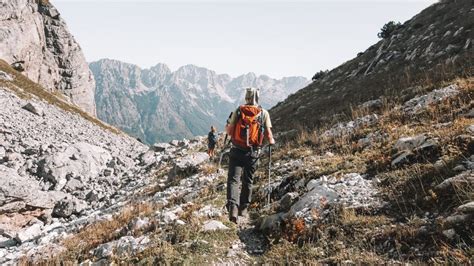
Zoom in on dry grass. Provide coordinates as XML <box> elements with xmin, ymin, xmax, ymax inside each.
<box><xmin>254</xmin><ymin>77</ymin><xmax>473</xmax><ymax>263</ymax></box>
<box><xmin>30</xmin><ymin>202</ymin><xmax>158</xmax><ymax>264</ymax></box>
<box><xmin>0</xmin><ymin>59</ymin><xmax>121</xmax><ymax>135</ymax></box>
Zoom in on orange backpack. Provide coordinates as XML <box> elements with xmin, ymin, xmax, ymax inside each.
<box><xmin>232</xmin><ymin>105</ymin><xmax>265</xmax><ymax>149</ymax></box>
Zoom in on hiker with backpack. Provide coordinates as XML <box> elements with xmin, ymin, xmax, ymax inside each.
<box><xmin>225</xmin><ymin>87</ymin><xmax>275</xmax><ymax>223</ymax></box>
<box><xmin>207</xmin><ymin>126</ymin><xmax>218</xmax><ymax>158</ymax></box>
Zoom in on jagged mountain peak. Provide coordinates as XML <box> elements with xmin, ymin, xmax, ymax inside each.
<box><xmin>90</xmin><ymin>59</ymin><xmax>309</xmax><ymax>143</ymax></box>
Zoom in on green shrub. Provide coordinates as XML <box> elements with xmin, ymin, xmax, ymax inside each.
<box><xmin>312</xmin><ymin>70</ymin><xmax>328</xmax><ymax>81</ymax></box>
<box><xmin>377</xmin><ymin>21</ymin><xmax>402</xmax><ymax>39</ymax></box>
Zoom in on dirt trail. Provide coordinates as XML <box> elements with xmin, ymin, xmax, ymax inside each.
<box><xmin>216</xmin><ymin>216</ymin><xmax>268</xmax><ymax>265</ymax></box>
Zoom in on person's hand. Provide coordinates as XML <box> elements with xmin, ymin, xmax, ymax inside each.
<box><xmin>269</xmin><ymin>138</ymin><xmax>275</xmax><ymax>145</ymax></box>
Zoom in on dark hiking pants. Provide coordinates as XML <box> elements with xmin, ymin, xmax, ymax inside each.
<box><xmin>227</xmin><ymin>147</ymin><xmax>259</xmax><ymax>209</ymax></box>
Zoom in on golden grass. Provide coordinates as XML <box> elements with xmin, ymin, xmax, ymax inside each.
<box><xmin>30</xmin><ymin>202</ymin><xmax>157</xmax><ymax>264</ymax></box>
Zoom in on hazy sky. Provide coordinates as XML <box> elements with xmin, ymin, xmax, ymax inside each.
<box><xmin>52</xmin><ymin>0</ymin><xmax>437</xmax><ymax>79</ymax></box>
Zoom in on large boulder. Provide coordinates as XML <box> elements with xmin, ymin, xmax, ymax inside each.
<box><xmin>391</xmin><ymin>134</ymin><xmax>440</xmax><ymax>167</ymax></box>
<box><xmin>52</xmin><ymin>197</ymin><xmax>87</xmax><ymax>218</ymax></box>
<box><xmin>37</xmin><ymin>142</ymin><xmax>112</xmax><ymax>190</ymax></box>
<box><xmin>435</xmin><ymin>171</ymin><xmax>473</xmax><ymax>193</ymax></box>
<box><xmin>169</xmin><ymin>152</ymin><xmax>209</xmax><ymax>179</ymax></box>
<box><xmin>0</xmin><ymin>166</ymin><xmax>67</xmax><ymax>213</ymax></box>
<box><xmin>288</xmin><ymin>186</ymin><xmax>337</xmax><ymax>218</ymax></box>
<box><xmin>15</xmin><ymin>223</ymin><xmax>42</xmax><ymax>244</ymax></box>
<box><xmin>22</xmin><ymin>102</ymin><xmax>44</xmax><ymax>116</ymax></box>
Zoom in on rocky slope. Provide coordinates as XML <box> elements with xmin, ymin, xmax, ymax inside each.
<box><xmin>2</xmin><ymin>59</ymin><xmax>471</xmax><ymax>263</ymax></box>
<box><xmin>271</xmin><ymin>0</ymin><xmax>473</xmax><ymax>132</ymax></box>
<box><xmin>90</xmin><ymin>59</ymin><xmax>308</xmax><ymax>144</ymax></box>
<box><xmin>0</xmin><ymin>0</ymin><xmax>96</xmax><ymax>115</ymax></box>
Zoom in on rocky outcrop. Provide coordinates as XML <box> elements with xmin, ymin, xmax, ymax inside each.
<box><xmin>90</xmin><ymin>59</ymin><xmax>308</xmax><ymax>144</ymax></box>
<box><xmin>0</xmin><ymin>0</ymin><xmax>96</xmax><ymax>115</ymax></box>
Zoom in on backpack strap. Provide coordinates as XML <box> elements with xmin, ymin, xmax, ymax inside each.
<box><xmin>258</xmin><ymin>106</ymin><xmax>265</xmax><ymax>145</ymax></box>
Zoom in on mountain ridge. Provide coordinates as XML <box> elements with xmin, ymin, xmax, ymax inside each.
<box><xmin>90</xmin><ymin>58</ymin><xmax>308</xmax><ymax>144</ymax></box>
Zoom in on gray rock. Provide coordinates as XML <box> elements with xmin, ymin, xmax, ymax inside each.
<box><xmin>139</xmin><ymin>150</ymin><xmax>156</xmax><ymax>166</ymax></box>
<box><xmin>392</xmin><ymin>134</ymin><xmax>440</xmax><ymax>166</ymax></box>
<box><xmin>64</xmin><ymin>178</ymin><xmax>84</xmax><ymax>192</ymax></box>
<box><xmin>466</xmin><ymin>125</ymin><xmax>474</xmax><ymax>135</ymax></box>
<box><xmin>151</xmin><ymin>143</ymin><xmax>172</xmax><ymax>152</ymax></box>
<box><xmin>169</xmin><ymin>152</ymin><xmax>209</xmax><ymax>179</ymax></box>
<box><xmin>0</xmin><ymin>166</ymin><xmax>67</xmax><ymax>212</ymax></box>
<box><xmin>442</xmin><ymin>229</ymin><xmax>457</xmax><ymax>240</ymax></box>
<box><xmin>391</xmin><ymin>151</ymin><xmax>415</xmax><ymax>167</ymax></box>
<box><xmin>22</xmin><ymin>148</ymin><xmax>39</xmax><ymax>156</ymax></box>
<box><xmin>464</xmin><ymin>109</ymin><xmax>474</xmax><ymax>119</ymax></box>
<box><xmin>279</xmin><ymin>192</ymin><xmax>299</xmax><ymax>211</ymax></box>
<box><xmin>0</xmin><ymin>70</ymin><xmax>13</xmax><ymax>81</ymax></box>
<box><xmin>0</xmin><ymin>0</ymin><xmax>96</xmax><ymax>115</ymax></box>
<box><xmin>52</xmin><ymin>199</ymin><xmax>74</xmax><ymax>218</ymax></box>
<box><xmin>289</xmin><ymin>186</ymin><xmax>337</xmax><ymax>217</ymax></box>
<box><xmin>435</xmin><ymin>171</ymin><xmax>473</xmax><ymax>192</ymax></box>
<box><xmin>94</xmin><ymin>242</ymin><xmax>114</xmax><ymax>259</ymax></box>
<box><xmin>259</xmin><ymin>212</ymin><xmax>286</xmax><ymax>232</ymax></box>
<box><xmin>130</xmin><ymin>217</ymin><xmax>150</xmax><ymax>231</ymax></box>
<box><xmin>394</xmin><ymin>135</ymin><xmax>428</xmax><ymax>151</ymax></box>
<box><xmin>115</xmin><ymin>236</ymin><xmax>139</xmax><ymax>257</ymax></box>
<box><xmin>15</xmin><ymin>223</ymin><xmax>43</xmax><ymax>244</ymax></box>
<box><xmin>453</xmin><ymin>165</ymin><xmax>467</xmax><ymax>172</ymax></box>
<box><xmin>193</xmin><ymin>205</ymin><xmax>223</xmax><ymax>218</ymax></box>
<box><xmin>360</xmin><ymin>98</ymin><xmax>384</xmax><ymax>111</ymax></box>
<box><xmin>202</xmin><ymin>220</ymin><xmax>229</xmax><ymax>231</ymax></box>
<box><xmin>178</xmin><ymin>139</ymin><xmax>189</xmax><ymax>147</ymax></box>
<box><xmin>160</xmin><ymin>211</ymin><xmax>178</xmax><ymax>224</ymax></box>
<box><xmin>37</xmin><ymin>142</ymin><xmax>112</xmax><ymax>190</ymax></box>
<box><xmin>322</xmin><ymin>114</ymin><xmax>379</xmax><ymax>138</ymax></box>
<box><xmin>22</xmin><ymin>103</ymin><xmax>44</xmax><ymax>116</ymax></box>
<box><xmin>444</xmin><ymin>214</ymin><xmax>472</xmax><ymax>226</ymax></box>
<box><xmin>103</xmin><ymin>168</ymin><xmax>113</xmax><ymax>177</ymax></box>
<box><xmin>403</xmin><ymin>85</ymin><xmax>459</xmax><ymax>114</ymax></box>
<box><xmin>86</xmin><ymin>191</ymin><xmax>102</xmax><ymax>203</ymax></box>
<box><xmin>169</xmin><ymin>140</ymin><xmax>180</xmax><ymax>147</ymax></box>
<box><xmin>0</xmin><ymin>235</ymin><xmax>17</xmax><ymax>248</ymax></box>
<box><xmin>457</xmin><ymin>201</ymin><xmax>474</xmax><ymax>214</ymax></box>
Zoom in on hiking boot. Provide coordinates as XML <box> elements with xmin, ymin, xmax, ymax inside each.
<box><xmin>228</xmin><ymin>205</ymin><xmax>238</xmax><ymax>224</ymax></box>
<box><xmin>238</xmin><ymin>207</ymin><xmax>248</xmax><ymax>217</ymax></box>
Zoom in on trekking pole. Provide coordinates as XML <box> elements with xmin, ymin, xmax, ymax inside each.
<box><xmin>267</xmin><ymin>145</ymin><xmax>272</xmax><ymax>206</ymax></box>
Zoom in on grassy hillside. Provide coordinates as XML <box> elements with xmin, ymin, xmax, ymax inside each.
<box><xmin>271</xmin><ymin>0</ymin><xmax>473</xmax><ymax>133</ymax></box>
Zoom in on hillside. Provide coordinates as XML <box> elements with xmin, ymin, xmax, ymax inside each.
<box><xmin>0</xmin><ymin>0</ymin><xmax>96</xmax><ymax>115</ymax></box>
<box><xmin>90</xmin><ymin>59</ymin><xmax>308</xmax><ymax>144</ymax></box>
<box><xmin>2</xmin><ymin>63</ymin><xmax>471</xmax><ymax>263</ymax></box>
<box><xmin>271</xmin><ymin>0</ymin><xmax>473</xmax><ymax>132</ymax></box>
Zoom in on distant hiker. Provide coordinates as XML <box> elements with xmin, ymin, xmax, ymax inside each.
<box><xmin>225</xmin><ymin>87</ymin><xmax>275</xmax><ymax>223</ymax></box>
<box><xmin>207</xmin><ymin>126</ymin><xmax>218</xmax><ymax>158</ymax></box>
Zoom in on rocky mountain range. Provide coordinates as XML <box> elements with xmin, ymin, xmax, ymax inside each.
<box><xmin>271</xmin><ymin>0</ymin><xmax>473</xmax><ymax>132</ymax></box>
<box><xmin>90</xmin><ymin>59</ymin><xmax>308</xmax><ymax>144</ymax></box>
<box><xmin>0</xmin><ymin>0</ymin><xmax>96</xmax><ymax>115</ymax></box>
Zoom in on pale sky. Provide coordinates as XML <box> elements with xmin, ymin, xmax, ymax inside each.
<box><xmin>52</xmin><ymin>0</ymin><xmax>437</xmax><ymax>79</ymax></box>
